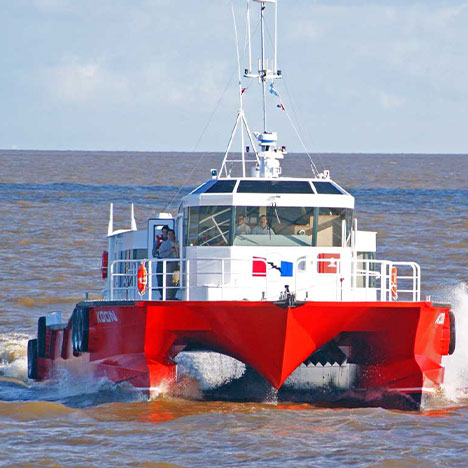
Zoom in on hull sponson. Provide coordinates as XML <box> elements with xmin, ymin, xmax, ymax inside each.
<box><xmin>35</xmin><ymin>300</ymin><xmax>450</xmax><ymax>407</ymax></box>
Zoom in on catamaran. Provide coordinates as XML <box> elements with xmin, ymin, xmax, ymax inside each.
<box><xmin>27</xmin><ymin>0</ymin><xmax>455</xmax><ymax>410</ymax></box>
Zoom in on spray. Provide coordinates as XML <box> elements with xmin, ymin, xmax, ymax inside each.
<box><xmin>442</xmin><ymin>282</ymin><xmax>468</xmax><ymax>402</ymax></box>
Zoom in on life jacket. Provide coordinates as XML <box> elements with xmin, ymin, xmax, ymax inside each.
<box><xmin>156</xmin><ymin>234</ymin><xmax>164</xmax><ymax>248</ymax></box>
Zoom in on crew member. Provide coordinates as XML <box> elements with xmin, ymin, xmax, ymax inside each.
<box><xmin>152</xmin><ymin>225</ymin><xmax>169</xmax><ymax>257</ymax></box>
<box><xmin>252</xmin><ymin>215</ymin><xmax>275</xmax><ymax>235</ymax></box>
<box><xmin>236</xmin><ymin>215</ymin><xmax>251</xmax><ymax>235</ymax></box>
<box><xmin>159</xmin><ymin>229</ymin><xmax>179</xmax><ymax>299</ymax></box>
<box><xmin>154</xmin><ymin>225</ymin><xmax>169</xmax><ymax>298</ymax></box>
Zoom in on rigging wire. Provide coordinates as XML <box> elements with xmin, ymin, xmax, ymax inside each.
<box><xmin>282</xmin><ymin>77</ymin><xmax>323</xmax><ymax>176</ymax></box>
<box><xmin>165</xmin><ymin>1</ymin><xmax>257</xmax><ymax>211</ymax></box>
<box><xmin>282</xmin><ymin>103</ymin><xmax>320</xmax><ymax>177</ymax></box>
<box><xmin>263</xmin><ymin>20</ymin><xmax>323</xmax><ymax>177</ymax></box>
<box><xmin>163</xmin><ymin>69</ymin><xmax>235</xmax><ymax>211</ymax></box>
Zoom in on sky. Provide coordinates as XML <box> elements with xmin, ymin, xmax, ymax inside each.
<box><xmin>1</xmin><ymin>0</ymin><xmax>468</xmax><ymax>154</ymax></box>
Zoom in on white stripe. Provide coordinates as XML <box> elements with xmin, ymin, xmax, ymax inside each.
<box><xmin>355</xmin><ymin>386</ymin><xmax>437</xmax><ymax>394</ymax></box>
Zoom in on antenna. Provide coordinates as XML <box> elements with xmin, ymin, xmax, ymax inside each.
<box><xmin>221</xmin><ymin>0</ymin><xmax>286</xmax><ymax>179</ymax></box>
<box><xmin>130</xmin><ymin>203</ymin><xmax>137</xmax><ymax>231</ymax></box>
<box><xmin>220</xmin><ymin>3</ymin><xmax>259</xmax><ymax>178</ymax></box>
<box><xmin>247</xmin><ymin>0</ymin><xmax>252</xmax><ymax>72</ymax></box>
<box><xmin>246</xmin><ymin>0</ymin><xmax>284</xmax><ymax>179</ymax></box>
<box><xmin>107</xmin><ymin>203</ymin><xmax>114</xmax><ymax>236</ymax></box>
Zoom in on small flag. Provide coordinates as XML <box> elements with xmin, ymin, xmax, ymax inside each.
<box><xmin>269</xmin><ymin>83</ymin><xmax>279</xmax><ymax>97</ymax></box>
<box><xmin>252</xmin><ymin>256</ymin><xmax>267</xmax><ymax>277</ymax></box>
<box><xmin>280</xmin><ymin>261</ymin><xmax>293</xmax><ymax>277</ymax></box>
<box><xmin>277</xmin><ymin>103</ymin><xmax>286</xmax><ymax>111</ymax></box>
<box><xmin>318</xmin><ymin>253</ymin><xmax>341</xmax><ymax>274</ymax></box>
<box><xmin>241</xmin><ymin>88</ymin><xmax>247</xmax><ymax>95</ymax></box>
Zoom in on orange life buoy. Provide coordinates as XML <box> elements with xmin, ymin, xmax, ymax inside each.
<box><xmin>137</xmin><ymin>262</ymin><xmax>148</xmax><ymax>295</ymax></box>
<box><xmin>101</xmin><ymin>250</ymin><xmax>108</xmax><ymax>279</ymax></box>
<box><xmin>391</xmin><ymin>266</ymin><xmax>398</xmax><ymax>300</ymax></box>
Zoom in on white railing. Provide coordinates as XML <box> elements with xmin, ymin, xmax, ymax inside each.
<box><xmin>108</xmin><ymin>257</ymin><xmax>270</xmax><ymax>301</ymax></box>
<box><xmin>107</xmin><ymin>256</ymin><xmax>421</xmax><ymax>302</ymax></box>
<box><xmin>109</xmin><ymin>258</ymin><xmax>183</xmax><ymax>301</ymax></box>
<box><xmin>296</xmin><ymin>257</ymin><xmax>420</xmax><ymax>302</ymax></box>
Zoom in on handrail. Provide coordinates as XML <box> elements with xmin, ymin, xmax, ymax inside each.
<box><xmin>108</xmin><ymin>257</ymin><xmax>270</xmax><ymax>301</ymax></box>
<box><xmin>293</xmin><ymin>256</ymin><xmax>420</xmax><ymax>302</ymax></box>
<box><xmin>107</xmin><ymin>255</ymin><xmax>420</xmax><ymax>303</ymax></box>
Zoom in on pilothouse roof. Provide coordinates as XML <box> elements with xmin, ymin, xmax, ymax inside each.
<box><xmin>190</xmin><ymin>178</ymin><xmax>349</xmax><ymax>196</ymax></box>
<box><xmin>183</xmin><ymin>177</ymin><xmax>354</xmax><ymax>209</ymax></box>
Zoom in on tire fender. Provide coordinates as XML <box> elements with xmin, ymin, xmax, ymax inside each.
<box><xmin>72</xmin><ymin>307</ymin><xmax>89</xmax><ymax>353</ymax></box>
<box><xmin>448</xmin><ymin>310</ymin><xmax>456</xmax><ymax>355</ymax></box>
<box><xmin>37</xmin><ymin>316</ymin><xmax>47</xmax><ymax>358</ymax></box>
<box><xmin>27</xmin><ymin>339</ymin><xmax>38</xmax><ymax>380</ymax></box>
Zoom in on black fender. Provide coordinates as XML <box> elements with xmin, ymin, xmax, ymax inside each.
<box><xmin>448</xmin><ymin>310</ymin><xmax>456</xmax><ymax>355</ymax></box>
<box><xmin>72</xmin><ymin>307</ymin><xmax>89</xmax><ymax>353</ymax></box>
<box><xmin>37</xmin><ymin>316</ymin><xmax>47</xmax><ymax>358</ymax></box>
<box><xmin>27</xmin><ymin>339</ymin><xmax>38</xmax><ymax>380</ymax></box>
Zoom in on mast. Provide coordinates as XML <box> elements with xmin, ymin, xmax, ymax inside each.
<box><xmin>260</xmin><ymin>2</ymin><xmax>267</xmax><ymax>132</ymax></box>
<box><xmin>220</xmin><ymin>0</ymin><xmax>285</xmax><ymax>179</ymax></box>
<box><xmin>245</xmin><ymin>0</ymin><xmax>282</xmax><ymax>129</ymax></box>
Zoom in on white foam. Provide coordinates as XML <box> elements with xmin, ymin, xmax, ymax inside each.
<box><xmin>0</xmin><ymin>332</ymin><xmax>144</xmax><ymax>404</ymax></box>
<box><xmin>175</xmin><ymin>351</ymin><xmax>246</xmax><ymax>390</ymax></box>
<box><xmin>0</xmin><ymin>333</ymin><xmax>29</xmax><ymax>381</ymax></box>
<box><xmin>442</xmin><ymin>282</ymin><xmax>468</xmax><ymax>402</ymax></box>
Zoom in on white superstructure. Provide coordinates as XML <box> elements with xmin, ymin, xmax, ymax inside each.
<box><xmin>102</xmin><ymin>1</ymin><xmax>421</xmax><ymax>304</ymax></box>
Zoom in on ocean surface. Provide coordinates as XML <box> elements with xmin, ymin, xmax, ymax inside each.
<box><xmin>0</xmin><ymin>150</ymin><xmax>467</xmax><ymax>467</ymax></box>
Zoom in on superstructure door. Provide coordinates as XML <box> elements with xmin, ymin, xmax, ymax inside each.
<box><xmin>147</xmin><ymin>218</ymin><xmax>175</xmax><ymax>258</ymax></box>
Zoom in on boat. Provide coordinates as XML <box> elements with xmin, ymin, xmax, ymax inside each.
<box><xmin>27</xmin><ymin>0</ymin><xmax>456</xmax><ymax>410</ymax></box>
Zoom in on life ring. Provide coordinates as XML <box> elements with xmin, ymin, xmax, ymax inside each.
<box><xmin>137</xmin><ymin>262</ymin><xmax>148</xmax><ymax>296</ymax></box>
<box><xmin>101</xmin><ymin>250</ymin><xmax>108</xmax><ymax>279</ymax></box>
<box><xmin>391</xmin><ymin>266</ymin><xmax>398</xmax><ymax>300</ymax></box>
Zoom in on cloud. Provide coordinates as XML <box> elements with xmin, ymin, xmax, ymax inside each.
<box><xmin>4</xmin><ymin>0</ymin><xmax>468</xmax><ymax>152</ymax></box>
<box><xmin>41</xmin><ymin>59</ymin><xmax>127</xmax><ymax>104</ymax></box>
<box><xmin>29</xmin><ymin>0</ymin><xmax>76</xmax><ymax>13</ymax></box>
<box><xmin>377</xmin><ymin>91</ymin><xmax>405</xmax><ymax>110</ymax></box>
<box><xmin>39</xmin><ymin>55</ymin><xmax>235</xmax><ymax>114</ymax></box>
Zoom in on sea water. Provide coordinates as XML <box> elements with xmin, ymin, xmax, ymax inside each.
<box><xmin>0</xmin><ymin>151</ymin><xmax>467</xmax><ymax>467</ymax></box>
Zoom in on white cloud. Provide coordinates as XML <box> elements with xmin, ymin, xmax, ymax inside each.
<box><xmin>40</xmin><ymin>55</ymin><xmax>234</xmax><ymax>114</ymax></box>
<box><xmin>42</xmin><ymin>60</ymin><xmax>127</xmax><ymax>104</ymax></box>
<box><xmin>4</xmin><ymin>0</ymin><xmax>468</xmax><ymax>152</ymax></box>
<box><xmin>377</xmin><ymin>91</ymin><xmax>405</xmax><ymax>110</ymax></box>
<box><xmin>30</xmin><ymin>0</ymin><xmax>75</xmax><ymax>13</ymax></box>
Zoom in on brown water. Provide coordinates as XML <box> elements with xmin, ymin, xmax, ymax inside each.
<box><xmin>0</xmin><ymin>151</ymin><xmax>467</xmax><ymax>467</ymax></box>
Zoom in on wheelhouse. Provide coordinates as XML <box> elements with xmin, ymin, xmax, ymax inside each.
<box><xmin>183</xmin><ymin>178</ymin><xmax>354</xmax><ymax>248</ymax></box>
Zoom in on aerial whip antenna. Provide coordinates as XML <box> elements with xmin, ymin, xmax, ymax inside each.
<box><xmin>220</xmin><ymin>2</ymin><xmax>259</xmax><ymax>178</ymax></box>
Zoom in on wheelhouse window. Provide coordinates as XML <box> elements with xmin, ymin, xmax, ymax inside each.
<box><xmin>234</xmin><ymin>206</ymin><xmax>315</xmax><ymax>246</ymax></box>
<box><xmin>312</xmin><ymin>182</ymin><xmax>344</xmax><ymax>195</ymax></box>
<box><xmin>316</xmin><ymin>208</ymin><xmax>353</xmax><ymax>247</ymax></box>
<box><xmin>185</xmin><ymin>205</ymin><xmax>353</xmax><ymax>247</ymax></box>
<box><xmin>237</xmin><ymin>180</ymin><xmax>314</xmax><ymax>194</ymax></box>
<box><xmin>186</xmin><ymin>206</ymin><xmax>232</xmax><ymax>246</ymax></box>
<box><xmin>191</xmin><ymin>180</ymin><xmax>237</xmax><ymax>194</ymax></box>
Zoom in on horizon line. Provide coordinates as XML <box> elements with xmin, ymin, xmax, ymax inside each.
<box><xmin>1</xmin><ymin>148</ymin><xmax>467</xmax><ymax>156</ymax></box>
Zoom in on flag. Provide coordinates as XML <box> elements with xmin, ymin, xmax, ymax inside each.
<box><xmin>318</xmin><ymin>254</ymin><xmax>341</xmax><ymax>274</ymax></box>
<box><xmin>252</xmin><ymin>257</ymin><xmax>267</xmax><ymax>277</ymax></box>
<box><xmin>280</xmin><ymin>261</ymin><xmax>293</xmax><ymax>277</ymax></box>
<box><xmin>277</xmin><ymin>103</ymin><xmax>285</xmax><ymax>111</ymax></box>
<box><xmin>269</xmin><ymin>83</ymin><xmax>279</xmax><ymax>97</ymax></box>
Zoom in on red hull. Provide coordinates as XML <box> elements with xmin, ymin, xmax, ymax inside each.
<box><xmin>30</xmin><ymin>300</ymin><xmax>454</xmax><ymax>409</ymax></box>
